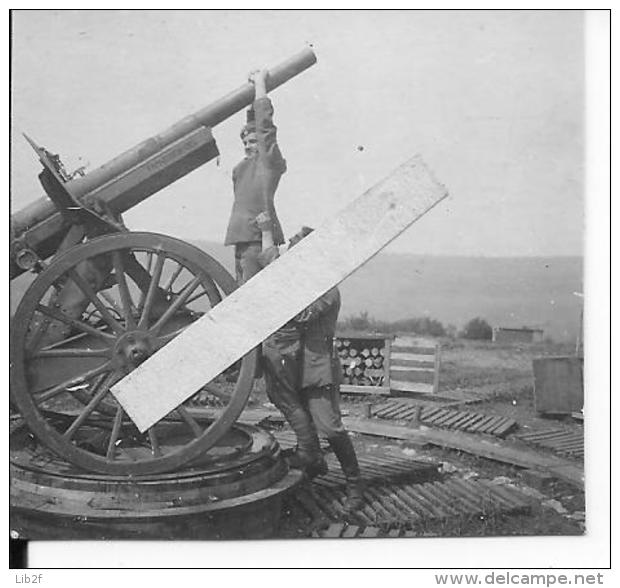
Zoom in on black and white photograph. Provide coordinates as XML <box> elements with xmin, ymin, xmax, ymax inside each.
<box><xmin>8</xmin><ymin>9</ymin><xmax>611</xmax><ymax>570</ymax></box>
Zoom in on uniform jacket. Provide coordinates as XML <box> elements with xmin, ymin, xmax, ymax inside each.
<box><xmin>297</xmin><ymin>287</ymin><xmax>342</xmax><ymax>389</ymax></box>
<box><xmin>224</xmin><ymin>97</ymin><xmax>287</xmax><ymax>246</ymax></box>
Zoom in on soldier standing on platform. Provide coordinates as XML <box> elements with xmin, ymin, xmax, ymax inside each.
<box><xmin>256</xmin><ymin>219</ymin><xmax>364</xmax><ymax>512</ymax></box>
<box><xmin>224</xmin><ymin>69</ymin><xmax>287</xmax><ymax>284</ymax></box>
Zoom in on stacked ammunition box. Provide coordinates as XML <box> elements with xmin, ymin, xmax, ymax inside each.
<box><xmin>335</xmin><ymin>335</ymin><xmax>390</xmax><ymax>392</ymax></box>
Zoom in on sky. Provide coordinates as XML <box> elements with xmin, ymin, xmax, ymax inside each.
<box><xmin>10</xmin><ymin>10</ymin><xmax>584</xmax><ymax>257</ymax></box>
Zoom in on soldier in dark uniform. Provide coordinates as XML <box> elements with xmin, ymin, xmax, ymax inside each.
<box><xmin>224</xmin><ymin>69</ymin><xmax>287</xmax><ymax>284</ymax></box>
<box><xmin>257</xmin><ymin>220</ymin><xmax>363</xmax><ymax>511</ymax></box>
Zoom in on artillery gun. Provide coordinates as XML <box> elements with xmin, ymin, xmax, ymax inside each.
<box><xmin>10</xmin><ymin>46</ymin><xmax>316</xmax><ymax>503</ymax></box>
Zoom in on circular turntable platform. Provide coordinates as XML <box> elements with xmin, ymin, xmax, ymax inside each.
<box><xmin>10</xmin><ymin>423</ymin><xmax>302</xmax><ymax>540</ymax></box>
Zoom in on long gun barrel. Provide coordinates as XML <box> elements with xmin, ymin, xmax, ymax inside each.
<box><xmin>11</xmin><ymin>47</ymin><xmax>317</xmax><ymax>279</ymax></box>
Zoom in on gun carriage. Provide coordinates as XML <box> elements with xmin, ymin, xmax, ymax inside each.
<box><xmin>10</xmin><ymin>48</ymin><xmax>316</xmax><ymax>492</ymax></box>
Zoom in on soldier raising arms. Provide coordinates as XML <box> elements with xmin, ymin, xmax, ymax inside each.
<box><xmin>224</xmin><ymin>69</ymin><xmax>287</xmax><ymax>284</ymax></box>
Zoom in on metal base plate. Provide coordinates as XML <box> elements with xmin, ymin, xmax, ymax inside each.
<box><xmin>10</xmin><ymin>423</ymin><xmax>303</xmax><ymax>540</ymax></box>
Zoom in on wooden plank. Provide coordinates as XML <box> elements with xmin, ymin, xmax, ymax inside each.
<box><xmin>433</xmin><ymin>343</ymin><xmax>441</xmax><ymax>393</ymax></box>
<box><xmin>446</xmin><ymin>412</ymin><xmax>476</xmax><ymax>429</ymax></box>
<box><xmin>379</xmin><ymin>402</ymin><xmax>410</xmax><ymax>419</ymax></box>
<box><xmin>336</xmin><ymin>331</ymin><xmax>392</xmax><ymax>340</ymax></box>
<box><xmin>492</xmin><ymin>418</ymin><xmax>518</xmax><ymax>438</ymax></box>
<box><xmin>391</xmin><ymin>336</ymin><xmax>436</xmax><ymax>355</ymax></box>
<box><xmin>383</xmin><ymin>487</ymin><xmax>422</xmax><ymax>521</ymax></box>
<box><xmin>342</xmin><ymin>417</ymin><xmax>584</xmax><ymax>489</ymax></box>
<box><xmin>360</xmin><ymin>527</ymin><xmax>381</xmax><ymax>538</ymax></box>
<box><xmin>391</xmin><ymin>369</ymin><xmax>436</xmax><ymax>384</ymax></box>
<box><xmin>398</xmin><ymin>405</ymin><xmax>424</xmax><ymax>420</ymax></box>
<box><xmin>421</xmin><ymin>407</ymin><xmax>445</xmax><ymax>420</ymax></box>
<box><xmin>383</xmin><ymin>404</ymin><xmax>412</xmax><ymax>419</ymax></box>
<box><xmin>111</xmin><ymin>156</ymin><xmax>448</xmax><ymax>430</ymax></box>
<box><xmin>391</xmin><ymin>345</ymin><xmax>436</xmax><ymax>355</ymax></box>
<box><xmin>322</xmin><ymin>523</ymin><xmax>345</xmax><ymax>538</ymax></box>
<box><xmin>383</xmin><ymin>337</ymin><xmax>392</xmax><ymax>389</ymax></box>
<box><xmin>340</xmin><ymin>385</ymin><xmax>390</xmax><ymax>396</ymax></box>
<box><xmin>454</xmin><ymin>413</ymin><xmax>481</xmax><ymax>430</ymax></box>
<box><xmin>373</xmin><ymin>401</ymin><xmax>400</xmax><ymax>417</ymax></box>
<box><xmin>391</xmin><ymin>359</ymin><xmax>435</xmax><ymax>369</ymax></box>
<box><xmin>468</xmin><ymin>415</ymin><xmax>498</xmax><ymax>433</ymax></box>
<box><xmin>391</xmin><ymin>366</ymin><xmax>435</xmax><ymax>374</ymax></box>
<box><xmin>390</xmin><ymin>352</ymin><xmax>435</xmax><ymax>363</ymax></box>
<box><xmin>517</xmin><ymin>430</ymin><xmax>564</xmax><ymax>441</ymax></box>
<box><xmin>547</xmin><ymin>439</ymin><xmax>584</xmax><ymax>450</ymax></box>
<box><xmin>341</xmin><ymin>525</ymin><xmax>360</xmax><ymax>538</ymax></box>
<box><xmin>394</xmin><ymin>486</ymin><xmax>436</xmax><ymax>519</ymax></box>
<box><xmin>462</xmin><ymin>413</ymin><xmax>491</xmax><ymax>431</ymax></box>
<box><xmin>390</xmin><ymin>381</ymin><xmax>434</xmax><ymax>394</ymax></box>
<box><xmin>482</xmin><ymin>415</ymin><xmax>506</xmax><ymax>433</ymax></box>
<box><xmin>440</xmin><ymin>410</ymin><xmax>469</xmax><ymax>428</ymax></box>
<box><xmin>433</xmin><ymin>409</ymin><xmax>461</xmax><ymax>426</ymax></box>
<box><xmin>424</xmin><ymin>408</ymin><xmax>451</xmax><ymax>423</ymax></box>
<box><xmin>186</xmin><ymin>406</ymin><xmax>283</xmax><ymax>424</ymax></box>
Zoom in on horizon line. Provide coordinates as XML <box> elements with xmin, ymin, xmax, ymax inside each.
<box><xmin>188</xmin><ymin>239</ymin><xmax>584</xmax><ymax>260</ymax></box>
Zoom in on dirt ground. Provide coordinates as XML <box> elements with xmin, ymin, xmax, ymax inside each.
<box><xmin>266</xmin><ymin>338</ymin><xmax>585</xmax><ymax>538</ymax></box>
<box><xmin>11</xmin><ymin>338</ymin><xmax>584</xmax><ymax>540</ymax></box>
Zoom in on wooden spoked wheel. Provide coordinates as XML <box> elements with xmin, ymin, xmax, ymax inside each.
<box><xmin>10</xmin><ymin>232</ymin><xmax>257</xmax><ymax>475</ymax></box>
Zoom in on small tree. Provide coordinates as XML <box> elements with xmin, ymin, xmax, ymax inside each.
<box><xmin>461</xmin><ymin>317</ymin><xmax>493</xmax><ymax>340</ymax></box>
<box><xmin>343</xmin><ymin>310</ymin><xmax>373</xmax><ymax>331</ymax></box>
<box><xmin>446</xmin><ymin>323</ymin><xmax>458</xmax><ymax>339</ymax></box>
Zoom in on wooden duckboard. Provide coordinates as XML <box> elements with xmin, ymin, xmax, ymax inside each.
<box><xmin>343</xmin><ymin>417</ymin><xmax>584</xmax><ymax>489</ymax></box>
<box><xmin>111</xmin><ymin>155</ymin><xmax>448</xmax><ymax>431</ymax></box>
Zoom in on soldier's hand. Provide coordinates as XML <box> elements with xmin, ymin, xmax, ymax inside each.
<box><xmin>293</xmin><ymin>308</ymin><xmax>313</xmax><ymax>323</ymax></box>
<box><xmin>248</xmin><ymin>69</ymin><xmax>268</xmax><ymax>97</ymax></box>
<box><xmin>249</xmin><ymin>69</ymin><xmax>269</xmax><ymax>83</ymax></box>
<box><xmin>254</xmin><ymin>212</ymin><xmax>272</xmax><ymax>231</ymax></box>
<box><xmin>258</xmin><ymin>246</ymin><xmax>279</xmax><ymax>268</ymax></box>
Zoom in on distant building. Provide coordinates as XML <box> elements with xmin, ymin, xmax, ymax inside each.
<box><xmin>492</xmin><ymin>327</ymin><xmax>544</xmax><ymax>344</ymax></box>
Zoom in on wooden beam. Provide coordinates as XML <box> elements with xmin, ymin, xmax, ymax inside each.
<box><xmin>343</xmin><ymin>417</ymin><xmax>584</xmax><ymax>489</ymax></box>
<box><xmin>111</xmin><ymin>155</ymin><xmax>448</xmax><ymax>431</ymax></box>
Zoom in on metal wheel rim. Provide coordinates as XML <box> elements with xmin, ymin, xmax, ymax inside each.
<box><xmin>10</xmin><ymin>231</ymin><xmax>257</xmax><ymax>475</ymax></box>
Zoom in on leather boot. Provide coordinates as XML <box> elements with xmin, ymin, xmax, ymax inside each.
<box><xmin>328</xmin><ymin>432</ymin><xmax>364</xmax><ymax>512</ymax></box>
<box><xmin>343</xmin><ymin>476</ymin><xmax>364</xmax><ymax>512</ymax></box>
<box><xmin>284</xmin><ymin>407</ymin><xmax>327</xmax><ymax>479</ymax></box>
<box><xmin>261</xmin><ymin>359</ymin><xmax>326</xmax><ymax>478</ymax></box>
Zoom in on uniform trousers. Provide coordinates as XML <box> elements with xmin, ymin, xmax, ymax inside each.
<box><xmin>234</xmin><ymin>241</ymin><xmax>262</xmax><ymax>284</ymax></box>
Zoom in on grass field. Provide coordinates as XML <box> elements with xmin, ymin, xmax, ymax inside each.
<box><xmin>332</xmin><ymin>337</ymin><xmax>585</xmax><ymax>538</ymax></box>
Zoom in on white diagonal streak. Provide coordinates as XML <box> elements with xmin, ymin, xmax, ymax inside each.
<box><xmin>111</xmin><ymin>155</ymin><xmax>448</xmax><ymax>431</ymax></box>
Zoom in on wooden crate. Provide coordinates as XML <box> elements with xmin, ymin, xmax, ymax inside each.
<box><xmin>335</xmin><ymin>333</ymin><xmax>441</xmax><ymax>396</ymax></box>
<box><xmin>532</xmin><ymin>356</ymin><xmax>583</xmax><ymax>414</ymax></box>
<box><xmin>335</xmin><ymin>332</ymin><xmax>392</xmax><ymax>395</ymax></box>
<box><xmin>389</xmin><ymin>335</ymin><xmax>441</xmax><ymax>395</ymax></box>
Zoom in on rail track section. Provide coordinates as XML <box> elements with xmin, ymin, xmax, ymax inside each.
<box><xmin>515</xmin><ymin>428</ymin><xmax>584</xmax><ymax>460</ymax></box>
<box><xmin>371</xmin><ymin>399</ymin><xmax>517</xmax><ymax>437</ymax></box>
<box><xmin>286</xmin><ymin>452</ymin><xmax>532</xmax><ymax>535</ymax></box>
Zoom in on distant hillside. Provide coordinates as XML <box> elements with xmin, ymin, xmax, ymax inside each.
<box><xmin>337</xmin><ymin>253</ymin><xmax>583</xmax><ymax>342</ymax></box>
<box><xmin>10</xmin><ymin>240</ymin><xmax>583</xmax><ymax>342</ymax></box>
<box><xmin>193</xmin><ymin>242</ymin><xmax>583</xmax><ymax>342</ymax></box>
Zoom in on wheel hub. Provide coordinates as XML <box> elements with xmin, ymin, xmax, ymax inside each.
<box><xmin>114</xmin><ymin>330</ymin><xmax>154</xmax><ymax>368</ymax></box>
